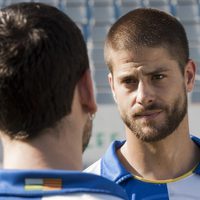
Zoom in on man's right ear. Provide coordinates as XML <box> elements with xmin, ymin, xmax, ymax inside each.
<box><xmin>78</xmin><ymin>69</ymin><xmax>97</xmax><ymax>114</ymax></box>
<box><xmin>108</xmin><ymin>73</ymin><xmax>117</xmax><ymax>103</ymax></box>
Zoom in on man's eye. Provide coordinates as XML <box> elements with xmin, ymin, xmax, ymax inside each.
<box><xmin>152</xmin><ymin>74</ymin><xmax>165</xmax><ymax>80</ymax></box>
<box><xmin>123</xmin><ymin>78</ymin><xmax>137</xmax><ymax>84</ymax></box>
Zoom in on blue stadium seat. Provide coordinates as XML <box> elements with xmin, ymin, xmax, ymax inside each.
<box><xmin>65</xmin><ymin>0</ymin><xmax>86</xmax><ymax>4</ymax></box>
<box><xmin>175</xmin><ymin>0</ymin><xmax>199</xmax><ymax>22</ymax></box>
<box><xmin>88</xmin><ymin>24</ymin><xmax>110</xmax><ymax>46</ymax></box>
<box><xmin>190</xmin><ymin>46</ymin><xmax>200</xmax><ymax>62</ymax></box>
<box><xmin>184</xmin><ymin>21</ymin><xmax>200</xmax><ymax>43</ymax></box>
<box><xmin>143</xmin><ymin>0</ymin><xmax>172</xmax><ymax>14</ymax></box>
<box><xmin>35</xmin><ymin>0</ymin><xmax>60</xmax><ymax>7</ymax></box>
<box><xmin>89</xmin><ymin>46</ymin><xmax>105</xmax><ymax>66</ymax></box>
<box><xmin>89</xmin><ymin>0</ymin><xmax>116</xmax><ymax>25</ymax></box>
<box><xmin>119</xmin><ymin>0</ymin><xmax>141</xmax><ymax>17</ymax></box>
<box><xmin>4</xmin><ymin>0</ymin><xmax>32</xmax><ymax>6</ymax></box>
<box><xmin>94</xmin><ymin>68</ymin><xmax>110</xmax><ymax>87</ymax></box>
<box><xmin>191</xmin><ymin>80</ymin><xmax>200</xmax><ymax>102</ymax></box>
<box><xmin>196</xmin><ymin>62</ymin><xmax>200</xmax><ymax>75</ymax></box>
<box><xmin>96</xmin><ymin>90</ymin><xmax>114</xmax><ymax>104</ymax></box>
<box><xmin>64</xmin><ymin>5</ymin><xmax>88</xmax><ymax>24</ymax></box>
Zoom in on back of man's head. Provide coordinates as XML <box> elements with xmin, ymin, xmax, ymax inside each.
<box><xmin>0</xmin><ymin>3</ymin><xmax>89</xmax><ymax>139</ymax></box>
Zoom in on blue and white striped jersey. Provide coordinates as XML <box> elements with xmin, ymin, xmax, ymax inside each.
<box><xmin>85</xmin><ymin>136</ymin><xmax>200</xmax><ymax>200</ymax></box>
<box><xmin>0</xmin><ymin>169</ymin><xmax>128</xmax><ymax>200</ymax></box>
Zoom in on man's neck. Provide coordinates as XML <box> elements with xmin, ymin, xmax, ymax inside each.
<box><xmin>118</xmin><ymin>122</ymin><xmax>200</xmax><ymax>180</ymax></box>
<box><xmin>1</xmin><ymin>128</ymin><xmax>83</xmax><ymax>171</ymax></box>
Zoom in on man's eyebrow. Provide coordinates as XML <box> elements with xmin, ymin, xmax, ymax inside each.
<box><xmin>143</xmin><ymin>66</ymin><xmax>170</xmax><ymax>76</ymax></box>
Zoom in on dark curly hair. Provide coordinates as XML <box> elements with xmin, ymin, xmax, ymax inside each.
<box><xmin>0</xmin><ymin>2</ymin><xmax>89</xmax><ymax>139</ymax></box>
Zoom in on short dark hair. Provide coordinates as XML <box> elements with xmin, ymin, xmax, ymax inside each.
<box><xmin>0</xmin><ymin>3</ymin><xmax>89</xmax><ymax>139</ymax></box>
<box><xmin>105</xmin><ymin>8</ymin><xmax>189</xmax><ymax>73</ymax></box>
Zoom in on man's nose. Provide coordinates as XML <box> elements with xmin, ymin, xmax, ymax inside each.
<box><xmin>135</xmin><ymin>81</ymin><xmax>156</xmax><ymax>106</ymax></box>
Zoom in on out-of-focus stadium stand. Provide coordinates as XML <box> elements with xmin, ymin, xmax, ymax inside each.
<box><xmin>0</xmin><ymin>0</ymin><xmax>199</xmax><ymax>103</ymax></box>
<box><xmin>0</xmin><ymin>0</ymin><xmax>199</xmax><ymax>167</ymax></box>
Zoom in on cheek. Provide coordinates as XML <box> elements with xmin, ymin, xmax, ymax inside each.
<box><xmin>162</xmin><ymin>85</ymin><xmax>185</xmax><ymax>111</ymax></box>
<box><xmin>115</xmin><ymin>91</ymin><xmax>134</xmax><ymax>112</ymax></box>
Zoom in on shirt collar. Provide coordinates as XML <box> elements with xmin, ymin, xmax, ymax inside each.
<box><xmin>101</xmin><ymin>140</ymin><xmax>133</xmax><ymax>184</ymax></box>
<box><xmin>191</xmin><ymin>135</ymin><xmax>200</xmax><ymax>175</ymax></box>
<box><xmin>101</xmin><ymin>136</ymin><xmax>200</xmax><ymax>183</ymax></box>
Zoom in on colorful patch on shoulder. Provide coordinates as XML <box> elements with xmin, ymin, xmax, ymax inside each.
<box><xmin>25</xmin><ymin>178</ymin><xmax>62</xmax><ymax>191</ymax></box>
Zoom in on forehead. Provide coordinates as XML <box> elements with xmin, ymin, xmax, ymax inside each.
<box><xmin>109</xmin><ymin>47</ymin><xmax>179</xmax><ymax>75</ymax></box>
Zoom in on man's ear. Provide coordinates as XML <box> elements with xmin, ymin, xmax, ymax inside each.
<box><xmin>108</xmin><ymin>73</ymin><xmax>117</xmax><ymax>103</ymax></box>
<box><xmin>78</xmin><ymin>69</ymin><xmax>97</xmax><ymax>114</ymax></box>
<box><xmin>184</xmin><ymin>59</ymin><xmax>196</xmax><ymax>92</ymax></box>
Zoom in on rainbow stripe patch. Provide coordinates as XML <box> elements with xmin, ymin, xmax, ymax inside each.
<box><xmin>25</xmin><ymin>178</ymin><xmax>62</xmax><ymax>191</ymax></box>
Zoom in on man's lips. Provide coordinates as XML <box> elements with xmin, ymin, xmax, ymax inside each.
<box><xmin>134</xmin><ymin>110</ymin><xmax>162</xmax><ymax>119</ymax></box>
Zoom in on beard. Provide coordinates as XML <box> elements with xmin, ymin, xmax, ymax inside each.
<box><xmin>121</xmin><ymin>88</ymin><xmax>188</xmax><ymax>142</ymax></box>
<box><xmin>82</xmin><ymin>116</ymin><xmax>93</xmax><ymax>152</ymax></box>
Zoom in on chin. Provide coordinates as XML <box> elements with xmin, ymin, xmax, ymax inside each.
<box><xmin>136</xmin><ymin>130</ymin><xmax>173</xmax><ymax>143</ymax></box>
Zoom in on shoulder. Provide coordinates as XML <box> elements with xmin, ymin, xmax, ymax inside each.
<box><xmin>44</xmin><ymin>173</ymin><xmax>128</xmax><ymax>199</ymax></box>
<box><xmin>78</xmin><ymin>172</ymin><xmax>127</xmax><ymax>199</ymax></box>
<box><xmin>0</xmin><ymin>169</ymin><xmax>127</xmax><ymax>200</ymax></box>
<box><xmin>84</xmin><ymin>140</ymin><xmax>125</xmax><ymax>175</ymax></box>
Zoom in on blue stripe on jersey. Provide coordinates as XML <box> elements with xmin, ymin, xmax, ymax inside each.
<box><xmin>126</xmin><ymin>179</ymin><xmax>169</xmax><ymax>200</ymax></box>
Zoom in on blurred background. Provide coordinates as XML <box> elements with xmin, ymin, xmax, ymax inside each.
<box><xmin>0</xmin><ymin>0</ymin><xmax>199</xmax><ymax>167</ymax></box>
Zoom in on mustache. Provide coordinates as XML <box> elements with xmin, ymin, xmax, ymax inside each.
<box><xmin>133</xmin><ymin>103</ymin><xmax>165</xmax><ymax>116</ymax></box>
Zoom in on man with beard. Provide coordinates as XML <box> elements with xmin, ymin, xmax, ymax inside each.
<box><xmin>0</xmin><ymin>2</ymin><xmax>128</xmax><ymax>200</ymax></box>
<box><xmin>86</xmin><ymin>8</ymin><xmax>200</xmax><ymax>199</ymax></box>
